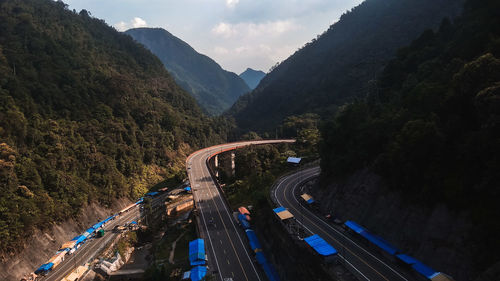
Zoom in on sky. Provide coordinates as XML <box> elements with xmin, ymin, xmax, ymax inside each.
<box><xmin>63</xmin><ymin>0</ymin><xmax>364</xmax><ymax>74</ymax></box>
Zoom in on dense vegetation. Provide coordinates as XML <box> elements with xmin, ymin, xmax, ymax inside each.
<box><xmin>229</xmin><ymin>0</ymin><xmax>464</xmax><ymax>132</ymax></box>
<box><xmin>320</xmin><ymin>0</ymin><xmax>500</xmax><ymax>272</ymax></box>
<box><xmin>239</xmin><ymin>68</ymin><xmax>266</xmax><ymax>90</ymax></box>
<box><xmin>0</xmin><ymin>0</ymin><xmax>229</xmax><ymax>254</ymax></box>
<box><xmin>126</xmin><ymin>28</ymin><xmax>250</xmax><ymax>116</ymax></box>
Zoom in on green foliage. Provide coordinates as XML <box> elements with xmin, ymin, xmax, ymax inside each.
<box><xmin>0</xmin><ymin>0</ymin><xmax>228</xmax><ymax>254</ymax></box>
<box><xmin>320</xmin><ymin>0</ymin><xmax>500</xmax><ymax>271</ymax></box>
<box><xmin>229</xmin><ymin>0</ymin><xmax>465</xmax><ymax>133</ymax></box>
<box><xmin>125</xmin><ymin>28</ymin><xmax>250</xmax><ymax>116</ymax></box>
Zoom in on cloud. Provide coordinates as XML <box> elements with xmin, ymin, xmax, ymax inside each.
<box><xmin>226</xmin><ymin>0</ymin><xmax>239</xmax><ymax>8</ymax></box>
<box><xmin>211</xmin><ymin>20</ymin><xmax>300</xmax><ymax>39</ymax></box>
<box><xmin>114</xmin><ymin>17</ymin><xmax>148</xmax><ymax>31</ymax></box>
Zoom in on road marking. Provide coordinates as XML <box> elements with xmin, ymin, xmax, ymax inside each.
<box><xmin>274</xmin><ymin>167</ymin><xmax>410</xmax><ymax>281</ymax></box>
<box><xmin>227</xmin><ymin>259</ymin><xmax>231</xmax><ymax>265</ymax></box>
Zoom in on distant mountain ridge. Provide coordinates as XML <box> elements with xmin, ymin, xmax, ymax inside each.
<box><xmin>228</xmin><ymin>0</ymin><xmax>465</xmax><ymax>132</ymax></box>
<box><xmin>126</xmin><ymin>28</ymin><xmax>250</xmax><ymax>115</ymax></box>
<box><xmin>239</xmin><ymin>68</ymin><xmax>266</xmax><ymax>89</ymax></box>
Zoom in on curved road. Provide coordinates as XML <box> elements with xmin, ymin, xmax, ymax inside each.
<box><xmin>272</xmin><ymin>166</ymin><xmax>422</xmax><ymax>281</ymax></box>
<box><xmin>186</xmin><ymin>140</ymin><xmax>294</xmax><ymax>281</ymax></box>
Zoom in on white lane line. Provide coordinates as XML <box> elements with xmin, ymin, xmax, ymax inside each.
<box><xmin>288</xmin><ymin>169</ymin><xmax>408</xmax><ymax>281</ymax></box>
<box><xmin>201</xmin><ymin>152</ymin><xmax>262</xmax><ymax>281</ymax></box>
<box><xmin>189</xmin><ymin>155</ymin><xmax>224</xmax><ymax>281</ymax></box>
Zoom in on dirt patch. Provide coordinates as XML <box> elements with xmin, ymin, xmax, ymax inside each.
<box><xmin>0</xmin><ymin>198</ymin><xmax>132</xmax><ymax>281</ymax></box>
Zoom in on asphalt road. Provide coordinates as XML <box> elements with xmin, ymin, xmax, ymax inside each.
<box><xmin>186</xmin><ymin>140</ymin><xmax>294</xmax><ymax>281</ymax></box>
<box><xmin>272</xmin><ymin>166</ymin><xmax>423</xmax><ymax>281</ymax></box>
<box><xmin>41</xmin><ymin>193</ymin><xmax>167</xmax><ymax>281</ymax></box>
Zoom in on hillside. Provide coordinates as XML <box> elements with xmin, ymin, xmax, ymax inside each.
<box><xmin>125</xmin><ymin>28</ymin><xmax>250</xmax><ymax>115</ymax></box>
<box><xmin>229</xmin><ymin>0</ymin><xmax>464</xmax><ymax>132</ymax></box>
<box><xmin>239</xmin><ymin>68</ymin><xmax>266</xmax><ymax>90</ymax></box>
<box><xmin>319</xmin><ymin>0</ymin><xmax>500</xmax><ymax>278</ymax></box>
<box><xmin>0</xmin><ymin>0</ymin><xmax>227</xmax><ymax>256</ymax></box>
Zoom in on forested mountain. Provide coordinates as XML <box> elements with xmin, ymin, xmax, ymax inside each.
<box><xmin>125</xmin><ymin>28</ymin><xmax>250</xmax><ymax>115</ymax></box>
<box><xmin>0</xmin><ymin>0</ymin><xmax>229</xmax><ymax>254</ymax></box>
<box><xmin>229</xmin><ymin>0</ymin><xmax>465</xmax><ymax>132</ymax></box>
<box><xmin>239</xmin><ymin>68</ymin><xmax>266</xmax><ymax>90</ymax></box>
<box><xmin>320</xmin><ymin>0</ymin><xmax>500</xmax><ymax>276</ymax></box>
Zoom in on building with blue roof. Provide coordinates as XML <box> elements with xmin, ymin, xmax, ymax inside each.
<box><xmin>189</xmin><ymin>266</ymin><xmax>207</xmax><ymax>281</ymax></box>
<box><xmin>245</xmin><ymin>229</ymin><xmax>262</xmax><ymax>252</ymax></box>
<box><xmin>189</xmin><ymin>239</ymin><xmax>206</xmax><ymax>266</ymax></box>
<box><xmin>304</xmin><ymin>234</ymin><xmax>338</xmax><ymax>257</ymax></box>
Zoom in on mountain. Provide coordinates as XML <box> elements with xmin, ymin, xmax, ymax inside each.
<box><xmin>125</xmin><ymin>28</ymin><xmax>250</xmax><ymax>115</ymax></box>
<box><xmin>0</xmin><ymin>0</ymin><xmax>227</xmax><ymax>255</ymax></box>
<box><xmin>228</xmin><ymin>0</ymin><xmax>465</xmax><ymax>133</ymax></box>
<box><xmin>320</xmin><ymin>0</ymin><xmax>500</xmax><ymax>278</ymax></box>
<box><xmin>239</xmin><ymin>68</ymin><xmax>266</xmax><ymax>90</ymax></box>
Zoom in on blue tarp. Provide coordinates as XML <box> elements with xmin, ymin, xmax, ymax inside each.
<box><xmin>184</xmin><ymin>186</ymin><xmax>192</xmax><ymax>191</ymax></box>
<box><xmin>189</xmin><ymin>239</ymin><xmax>206</xmax><ymax>266</ymax></box>
<box><xmin>273</xmin><ymin>206</ymin><xmax>286</xmax><ymax>213</ymax></box>
<box><xmin>131</xmin><ymin>221</ymin><xmax>138</xmax><ymax>225</ymax></box>
<box><xmin>190</xmin><ymin>266</ymin><xmax>207</xmax><ymax>281</ymax></box>
<box><xmin>412</xmin><ymin>261</ymin><xmax>437</xmax><ymax>279</ymax></box>
<box><xmin>238</xmin><ymin>214</ymin><xmax>251</xmax><ymax>229</ymax></box>
<box><xmin>360</xmin><ymin>232</ymin><xmax>399</xmax><ymax>255</ymax></box>
<box><xmin>304</xmin><ymin>234</ymin><xmax>338</xmax><ymax>256</ymax></box>
<box><xmin>344</xmin><ymin>220</ymin><xmax>366</xmax><ymax>234</ymax></box>
<box><xmin>256</xmin><ymin>251</ymin><xmax>267</xmax><ymax>265</ymax></box>
<box><xmin>35</xmin><ymin>262</ymin><xmax>54</xmax><ymax>274</ymax></box>
<box><xmin>396</xmin><ymin>254</ymin><xmax>419</xmax><ymax>265</ymax></box>
<box><xmin>261</xmin><ymin>262</ymin><xmax>281</xmax><ymax>281</ymax></box>
<box><xmin>146</xmin><ymin>191</ymin><xmax>159</xmax><ymax>197</ymax></box>
<box><xmin>306</xmin><ymin>198</ymin><xmax>315</xmax><ymax>204</ymax></box>
<box><xmin>287</xmin><ymin>157</ymin><xmax>302</xmax><ymax>164</ymax></box>
<box><xmin>256</xmin><ymin>252</ymin><xmax>281</xmax><ymax>281</ymax></box>
<box><xmin>245</xmin><ymin>229</ymin><xmax>262</xmax><ymax>251</ymax></box>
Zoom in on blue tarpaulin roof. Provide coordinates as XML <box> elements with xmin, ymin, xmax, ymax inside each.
<box><xmin>245</xmin><ymin>229</ymin><xmax>262</xmax><ymax>251</ymax></box>
<box><xmin>396</xmin><ymin>254</ymin><xmax>419</xmax><ymax>265</ymax></box>
<box><xmin>287</xmin><ymin>157</ymin><xmax>302</xmax><ymax>164</ymax></box>
<box><xmin>35</xmin><ymin>262</ymin><xmax>54</xmax><ymax>274</ymax></box>
<box><xmin>256</xmin><ymin>252</ymin><xmax>281</xmax><ymax>281</ymax></box>
<box><xmin>131</xmin><ymin>221</ymin><xmax>137</xmax><ymax>225</ymax></box>
<box><xmin>304</xmin><ymin>234</ymin><xmax>338</xmax><ymax>256</ymax></box>
<box><xmin>344</xmin><ymin>220</ymin><xmax>366</xmax><ymax>234</ymax></box>
<box><xmin>307</xmin><ymin>198</ymin><xmax>315</xmax><ymax>204</ymax></box>
<box><xmin>238</xmin><ymin>214</ymin><xmax>251</xmax><ymax>229</ymax></box>
<box><xmin>189</xmin><ymin>239</ymin><xmax>206</xmax><ymax>266</ymax></box>
<box><xmin>146</xmin><ymin>191</ymin><xmax>159</xmax><ymax>196</ymax></box>
<box><xmin>360</xmin><ymin>232</ymin><xmax>399</xmax><ymax>255</ymax></box>
<box><xmin>273</xmin><ymin>206</ymin><xmax>286</xmax><ymax>213</ymax></box>
<box><xmin>412</xmin><ymin>261</ymin><xmax>437</xmax><ymax>279</ymax></box>
<box><xmin>190</xmin><ymin>266</ymin><xmax>207</xmax><ymax>281</ymax></box>
<box><xmin>184</xmin><ymin>186</ymin><xmax>191</xmax><ymax>191</ymax></box>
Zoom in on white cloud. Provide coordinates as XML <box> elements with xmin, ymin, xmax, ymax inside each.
<box><xmin>132</xmin><ymin>17</ymin><xmax>147</xmax><ymax>28</ymax></box>
<box><xmin>226</xmin><ymin>0</ymin><xmax>239</xmax><ymax>8</ymax></box>
<box><xmin>113</xmin><ymin>17</ymin><xmax>148</xmax><ymax>31</ymax></box>
<box><xmin>211</xmin><ymin>20</ymin><xmax>300</xmax><ymax>39</ymax></box>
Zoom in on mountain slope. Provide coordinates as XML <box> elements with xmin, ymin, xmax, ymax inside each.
<box><xmin>0</xmin><ymin>0</ymin><xmax>226</xmax><ymax>255</ymax></box>
<box><xmin>239</xmin><ymin>68</ymin><xmax>266</xmax><ymax>90</ymax></box>
<box><xmin>320</xmin><ymin>0</ymin><xmax>500</xmax><ymax>278</ymax></box>
<box><xmin>229</xmin><ymin>0</ymin><xmax>464</xmax><ymax>132</ymax></box>
<box><xmin>125</xmin><ymin>28</ymin><xmax>250</xmax><ymax>115</ymax></box>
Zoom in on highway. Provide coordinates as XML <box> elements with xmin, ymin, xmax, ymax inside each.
<box><xmin>272</xmin><ymin>166</ymin><xmax>422</xmax><ymax>281</ymax></box>
<box><xmin>186</xmin><ymin>140</ymin><xmax>294</xmax><ymax>281</ymax></box>
<box><xmin>41</xmin><ymin>193</ymin><xmax>167</xmax><ymax>281</ymax></box>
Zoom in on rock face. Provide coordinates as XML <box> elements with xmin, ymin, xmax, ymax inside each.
<box><xmin>309</xmin><ymin>169</ymin><xmax>475</xmax><ymax>281</ymax></box>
